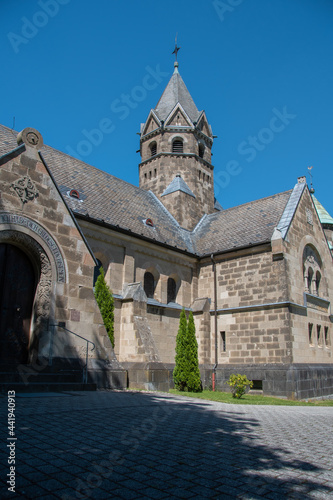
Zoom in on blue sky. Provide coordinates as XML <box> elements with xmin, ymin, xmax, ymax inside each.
<box><xmin>1</xmin><ymin>0</ymin><xmax>333</xmax><ymax>214</ymax></box>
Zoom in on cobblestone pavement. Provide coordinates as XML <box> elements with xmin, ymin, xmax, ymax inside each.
<box><xmin>1</xmin><ymin>390</ymin><xmax>333</xmax><ymax>499</ymax></box>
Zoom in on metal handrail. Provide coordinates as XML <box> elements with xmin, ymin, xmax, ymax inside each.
<box><xmin>49</xmin><ymin>323</ymin><xmax>95</xmax><ymax>384</ymax></box>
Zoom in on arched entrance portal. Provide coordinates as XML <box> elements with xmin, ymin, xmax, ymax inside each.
<box><xmin>0</xmin><ymin>243</ymin><xmax>37</xmax><ymax>364</ymax></box>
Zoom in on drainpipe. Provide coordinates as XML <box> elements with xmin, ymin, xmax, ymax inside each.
<box><xmin>211</xmin><ymin>254</ymin><xmax>218</xmax><ymax>391</ymax></box>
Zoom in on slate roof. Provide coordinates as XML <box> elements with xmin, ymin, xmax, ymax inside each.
<box><xmin>154</xmin><ymin>64</ymin><xmax>201</xmax><ymax>123</ymax></box>
<box><xmin>192</xmin><ymin>191</ymin><xmax>292</xmax><ymax>255</ymax></box>
<box><xmin>0</xmin><ymin>124</ymin><xmax>295</xmax><ymax>257</ymax></box>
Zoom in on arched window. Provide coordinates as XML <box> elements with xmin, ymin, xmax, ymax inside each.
<box><xmin>198</xmin><ymin>143</ymin><xmax>205</xmax><ymax>158</ymax></box>
<box><xmin>150</xmin><ymin>141</ymin><xmax>157</xmax><ymax>157</ymax></box>
<box><xmin>144</xmin><ymin>272</ymin><xmax>155</xmax><ymax>299</ymax></box>
<box><xmin>167</xmin><ymin>278</ymin><xmax>177</xmax><ymax>303</ymax></box>
<box><xmin>93</xmin><ymin>259</ymin><xmax>103</xmax><ymax>286</ymax></box>
<box><xmin>303</xmin><ymin>245</ymin><xmax>322</xmax><ymax>296</ymax></box>
<box><xmin>172</xmin><ymin>138</ymin><xmax>183</xmax><ymax>153</ymax></box>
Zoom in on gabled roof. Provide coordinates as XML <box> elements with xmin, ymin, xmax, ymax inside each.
<box><xmin>0</xmin><ymin>124</ymin><xmax>195</xmax><ymax>254</ymax></box>
<box><xmin>192</xmin><ymin>191</ymin><xmax>292</xmax><ymax>255</ymax></box>
<box><xmin>161</xmin><ymin>174</ymin><xmax>195</xmax><ymax>198</ymax></box>
<box><xmin>154</xmin><ymin>63</ymin><xmax>200</xmax><ymax>123</ymax></box>
<box><xmin>0</xmin><ymin>123</ymin><xmax>298</xmax><ymax>258</ymax></box>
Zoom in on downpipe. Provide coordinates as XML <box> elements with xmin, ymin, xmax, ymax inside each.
<box><xmin>211</xmin><ymin>254</ymin><xmax>218</xmax><ymax>391</ymax></box>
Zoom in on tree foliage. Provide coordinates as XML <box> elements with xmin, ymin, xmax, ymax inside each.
<box><xmin>94</xmin><ymin>267</ymin><xmax>114</xmax><ymax>348</ymax></box>
<box><xmin>227</xmin><ymin>374</ymin><xmax>253</xmax><ymax>398</ymax></box>
<box><xmin>173</xmin><ymin>310</ymin><xmax>202</xmax><ymax>392</ymax></box>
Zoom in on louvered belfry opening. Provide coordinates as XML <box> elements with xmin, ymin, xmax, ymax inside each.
<box><xmin>172</xmin><ymin>139</ymin><xmax>183</xmax><ymax>153</ymax></box>
<box><xmin>144</xmin><ymin>272</ymin><xmax>155</xmax><ymax>299</ymax></box>
<box><xmin>150</xmin><ymin>142</ymin><xmax>157</xmax><ymax>157</ymax></box>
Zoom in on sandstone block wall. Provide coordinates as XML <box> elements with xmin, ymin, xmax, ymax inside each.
<box><xmin>0</xmin><ymin>132</ymin><xmax>112</xmax><ymax>362</ymax></box>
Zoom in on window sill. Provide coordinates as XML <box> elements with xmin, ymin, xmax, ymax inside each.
<box><xmin>304</xmin><ymin>293</ymin><xmax>330</xmax><ymax>313</ymax></box>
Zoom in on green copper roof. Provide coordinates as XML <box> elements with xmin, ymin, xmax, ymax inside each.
<box><xmin>312</xmin><ymin>195</ymin><xmax>333</xmax><ymax>226</ymax></box>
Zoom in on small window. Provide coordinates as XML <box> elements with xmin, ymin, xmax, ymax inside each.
<box><xmin>315</xmin><ymin>271</ymin><xmax>321</xmax><ymax>296</ymax></box>
<box><xmin>317</xmin><ymin>325</ymin><xmax>322</xmax><ymax>346</ymax></box>
<box><xmin>198</xmin><ymin>143</ymin><xmax>205</xmax><ymax>158</ymax></box>
<box><xmin>308</xmin><ymin>323</ymin><xmax>314</xmax><ymax>345</ymax></box>
<box><xmin>70</xmin><ymin>189</ymin><xmax>80</xmax><ymax>199</ymax></box>
<box><xmin>150</xmin><ymin>142</ymin><xmax>157</xmax><ymax>157</ymax></box>
<box><xmin>172</xmin><ymin>139</ymin><xmax>183</xmax><ymax>153</ymax></box>
<box><xmin>167</xmin><ymin>278</ymin><xmax>177</xmax><ymax>303</ymax></box>
<box><xmin>144</xmin><ymin>272</ymin><xmax>155</xmax><ymax>299</ymax></box>
<box><xmin>93</xmin><ymin>259</ymin><xmax>103</xmax><ymax>287</ymax></box>
<box><xmin>324</xmin><ymin>327</ymin><xmax>330</xmax><ymax>347</ymax></box>
<box><xmin>252</xmin><ymin>380</ymin><xmax>263</xmax><ymax>390</ymax></box>
<box><xmin>154</xmin><ymin>168</ymin><xmax>157</xmax><ymax>177</ymax></box>
<box><xmin>220</xmin><ymin>331</ymin><xmax>226</xmax><ymax>352</ymax></box>
<box><xmin>144</xmin><ymin>173</ymin><xmax>147</xmax><ymax>180</ymax></box>
<box><xmin>198</xmin><ymin>170</ymin><xmax>201</xmax><ymax>180</ymax></box>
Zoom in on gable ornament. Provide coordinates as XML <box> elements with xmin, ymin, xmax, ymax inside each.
<box><xmin>11</xmin><ymin>176</ymin><xmax>38</xmax><ymax>204</ymax></box>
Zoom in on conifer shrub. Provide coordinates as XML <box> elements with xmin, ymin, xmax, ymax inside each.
<box><xmin>173</xmin><ymin>309</ymin><xmax>202</xmax><ymax>392</ymax></box>
<box><xmin>94</xmin><ymin>267</ymin><xmax>114</xmax><ymax>348</ymax></box>
<box><xmin>227</xmin><ymin>374</ymin><xmax>253</xmax><ymax>399</ymax></box>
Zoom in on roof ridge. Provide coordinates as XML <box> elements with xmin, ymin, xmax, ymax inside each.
<box><xmin>209</xmin><ymin>189</ymin><xmax>294</xmax><ymax>216</ymax></box>
<box><xmin>276</xmin><ymin>182</ymin><xmax>306</xmax><ymax>238</ymax></box>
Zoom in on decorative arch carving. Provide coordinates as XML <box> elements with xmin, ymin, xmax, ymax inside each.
<box><xmin>0</xmin><ymin>230</ymin><xmax>53</xmax><ymax>341</ymax></box>
<box><xmin>0</xmin><ymin>213</ymin><xmax>66</xmax><ymax>282</ymax></box>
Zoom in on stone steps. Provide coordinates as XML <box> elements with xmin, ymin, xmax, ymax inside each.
<box><xmin>0</xmin><ymin>361</ymin><xmax>97</xmax><ymax>393</ymax></box>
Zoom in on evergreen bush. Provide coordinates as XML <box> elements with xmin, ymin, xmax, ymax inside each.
<box><xmin>94</xmin><ymin>267</ymin><xmax>114</xmax><ymax>348</ymax></box>
<box><xmin>173</xmin><ymin>309</ymin><xmax>202</xmax><ymax>392</ymax></box>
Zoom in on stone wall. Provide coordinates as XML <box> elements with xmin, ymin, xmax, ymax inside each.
<box><xmin>80</xmin><ymin>220</ymin><xmax>197</xmax><ymax>364</ymax></box>
<box><xmin>283</xmin><ymin>188</ymin><xmax>333</xmax><ymax>363</ymax></box>
<box><xmin>0</xmin><ymin>129</ymin><xmax>114</xmax><ymax>363</ymax></box>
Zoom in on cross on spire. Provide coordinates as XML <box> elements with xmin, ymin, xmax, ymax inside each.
<box><xmin>172</xmin><ymin>35</ymin><xmax>180</xmax><ymax>62</ymax></box>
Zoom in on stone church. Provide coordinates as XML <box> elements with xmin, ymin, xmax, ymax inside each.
<box><xmin>1</xmin><ymin>60</ymin><xmax>333</xmax><ymax>399</ymax></box>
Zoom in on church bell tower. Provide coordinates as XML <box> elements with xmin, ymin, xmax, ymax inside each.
<box><xmin>138</xmin><ymin>56</ymin><xmax>217</xmax><ymax>230</ymax></box>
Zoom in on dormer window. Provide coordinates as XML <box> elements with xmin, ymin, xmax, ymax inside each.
<box><xmin>150</xmin><ymin>141</ymin><xmax>157</xmax><ymax>157</ymax></box>
<box><xmin>145</xmin><ymin>218</ymin><xmax>154</xmax><ymax>227</ymax></box>
<box><xmin>69</xmin><ymin>189</ymin><xmax>80</xmax><ymax>199</ymax></box>
<box><xmin>172</xmin><ymin>138</ymin><xmax>183</xmax><ymax>153</ymax></box>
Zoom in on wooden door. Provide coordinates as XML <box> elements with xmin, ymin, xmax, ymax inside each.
<box><xmin>0</xmin><ymin>243</ymin><xmax>36</xmax><ymax>364</ymax></box>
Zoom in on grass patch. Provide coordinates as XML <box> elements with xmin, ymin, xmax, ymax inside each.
<box><xmin>169</xmin><ymin>389</ymin><xmax>333</xmax><ymax>406</ymax></box>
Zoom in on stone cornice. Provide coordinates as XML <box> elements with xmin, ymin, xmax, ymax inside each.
<box><xmin>139</xmin><ymin>152</ymin><xmax>214</xmax><ymax>170</ymax></box>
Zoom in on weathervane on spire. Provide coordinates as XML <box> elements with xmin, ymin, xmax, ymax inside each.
<box><xmin>172</xmin><ymin>34</ymin><xmax>180</xmax><ymax>61</ymax></box>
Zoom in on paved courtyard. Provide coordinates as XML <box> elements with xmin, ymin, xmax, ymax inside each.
<box><xmin>1</xmin><ymin>390</ymin><xmax>333</xmax><ymax>499</ymax></box>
